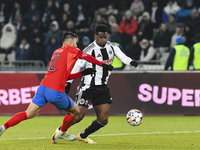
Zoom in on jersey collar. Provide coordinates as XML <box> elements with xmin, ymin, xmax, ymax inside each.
<box><xmin>62</xmin><ymin>44</ymin><xmax>68</xmax><ymax>48</ymax></box>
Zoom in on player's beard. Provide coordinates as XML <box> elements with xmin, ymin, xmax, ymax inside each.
<box><xmin>98</xmin><ymin>42</ymin><xmax>106</xmax><ymax>47</ymax></box>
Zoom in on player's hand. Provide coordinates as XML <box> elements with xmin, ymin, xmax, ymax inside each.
<box><xmin>130</xmin><ymin>60</ymin><xmax>138</xmax><ymax>68</ymax></box>
<box><xmin>102</xmin><ymin>63</ymin><xmax>113</xmax><ymax>71</ymax></box>
<box><xmin>65</xmin><ymin>82</ymin><xmax>71</xmax><ymax>94</ymax></box>
<box><xmin>81</xmin><ymin>68</ymin><xmax>96</xmax><ymax>76</ymax></box>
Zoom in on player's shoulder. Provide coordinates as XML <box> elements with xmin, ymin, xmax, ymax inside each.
<box><xmin>106</xmin><ymin>41</ymin><xmax>117</xmax><ymax>47</ymax></box>
<box><xmin>83</xmin><ymin>42</ymin><xmax>95</xmax><ymax>53</ymax></box>
<box><xmin>106</xmin><ymin>41</ymin><xmax>119</xmax><ymax>50</ymax></box>
<box><xmin>66</xmin><ymin>45</ymin><xmax>80</xmax><ymax>53</ymax></box>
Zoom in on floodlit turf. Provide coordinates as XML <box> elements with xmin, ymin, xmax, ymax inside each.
<box><xmin>0</xmin><ymin>115</ymin><xmax>200</xmax><ymax>150</ymax></box>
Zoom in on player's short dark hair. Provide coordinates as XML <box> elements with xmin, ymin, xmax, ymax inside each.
<box><xmin>62</xmin><ymin>31</ymin><xmax>78</xmax><ymax>43</ymax></box>
<box><xmin>95</xmin><ymin>24</ymin><xmax>108</xmax><ymax>34</ymax></box>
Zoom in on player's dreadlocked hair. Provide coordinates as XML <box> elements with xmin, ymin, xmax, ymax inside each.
<box><xmin>62</xmin><ymin>32</ymin><xmax>78</xmax><ymax>43</ymax></box>
<box><xmin>95</xmin><ymin>24</ymin><xmax>108</xmax><ymax>34</ymax></box>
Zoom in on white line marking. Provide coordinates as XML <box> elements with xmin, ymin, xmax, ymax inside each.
<box><xmin>0</xmin><ymin>130</ymin><xmax>200</xmax><ymax>141</ymax></box>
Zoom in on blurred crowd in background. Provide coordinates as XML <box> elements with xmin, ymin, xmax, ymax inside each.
<box><xmin>0</xmin><ymin>0</ymin><xmax>200</xmax><ymax>67</ymax></box>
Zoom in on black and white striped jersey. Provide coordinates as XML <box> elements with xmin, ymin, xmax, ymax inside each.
<box><xmin>70</xmin><ymin>40</ymin><xmax>132</xmax><ymax>87</ymax></box>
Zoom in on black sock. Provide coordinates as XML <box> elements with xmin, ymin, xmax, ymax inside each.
<box><xmin>80</xmin><ymin>119</ymin><xmax>105</xmax><ymax>138</ymax></box>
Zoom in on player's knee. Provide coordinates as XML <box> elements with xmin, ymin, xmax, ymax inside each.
<box><xmin>71</xmin><ymin>109</ymin><xmax>80</xmax><ymax>116</ymax></box>
<box><xmin>98</xmin><ymin>118</ymin><xmax>108</xmax><ymax>125</ymax></box>
<box><xmin>75</xmin><ymin>113</ymin><xmax>85</xmax><ymax>122</ymax></box>
<box><xmin>68</xmin><ymin>103</ymin><xmax>80</xmax><ymax>116</ymax></box>
<box><xmin>102</xmin><ymin>120</ymin><xmax>108</xmax><ymax>125</ymax></box>
<box><xmin>74</xmin><ymin>118</ymin><xmax>81</xmax><ymax>123</ymax></box>
<box><xmin>25</xmin><ymin>111</ymin><xmax>36</xmax><ymax>119</ymax></box>
<box><xmin>74</xmin><ymin>109</ymin><xmax>80</xmax><ymax>116</ymax></box>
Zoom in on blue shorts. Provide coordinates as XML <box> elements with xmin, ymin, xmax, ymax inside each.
<box><xmin>32</xmin><ymin>84</ymin><xmax>74</xmax><ymax>110</ymax></box>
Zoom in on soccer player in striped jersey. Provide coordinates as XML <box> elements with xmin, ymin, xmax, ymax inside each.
<box><xmin>0</xmin><ymin>32</ymin><xmax>113</xmax><ymax>143</ymax></box>
<box><xmin>53</xmin><ymin>25</ymin><xmax>138</xmax><ymax>144</ymax></box>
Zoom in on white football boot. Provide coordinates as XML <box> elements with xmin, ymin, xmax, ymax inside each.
<box><xmin>51</xmin><ymin>128</ymin><xmax>75</xmax><ymax>144</ymax></box>
<box><xmin>77</xmin><ymin>133</ymin><xmax>97</xmax><ymax>144</ymax></box>
<box><xmin>0</xmin><ymin>125</ymin><xmax>5</xmax><ymax>137</ymax></box>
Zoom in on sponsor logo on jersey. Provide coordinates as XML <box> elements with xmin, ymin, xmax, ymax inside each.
<box><xmin>97</xmin><ymin>54</ymin><xmax>102</xmax><ymax>58</ymax></box>
<box><xmin>101</xmin><ymin>58</ymin><xmax>113</xmax><ymax>64</ymax></box>
<box><xmin>79</xmin><ymin>99</ymin><xmax>85</xmax><ymax>105</ymax></box>
<box><xmin>85</xmin><ymin>100</ymin><xmax>89</xmax><ymax>105</ymax></box>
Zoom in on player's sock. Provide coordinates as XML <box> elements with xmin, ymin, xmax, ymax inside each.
<box><xmin>57</xmin><ymin>119</ymin><xmax>77</xmax><ymax>131</ymax></box>
<box><xmin>80</xmin><ymin>119</ymin><xmax>105</xmax><ymax>138</ymax></box>
<box><xmin>3</xmin><ymin>112</ymin><xmax>27</xmax><ymax>129</ymax></box>
<box><xmin>60</xmin><ymin>113</ymin><xmax>76</xmax><ymax>132</ymax></box>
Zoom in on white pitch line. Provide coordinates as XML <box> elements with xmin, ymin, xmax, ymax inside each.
<box><xmin>89</xmin><ymin>130</ymin><xmax>200</xmax><ymax>136</ymax></box>
<box><xmin>0</xmin><ymin>130</ymin><xmax>200</xmax><ymax>141</ymax></box>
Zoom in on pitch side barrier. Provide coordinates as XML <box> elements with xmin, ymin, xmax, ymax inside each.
<box><xmin>0</xmin><ymin>60</ymin><xmax>46</xmax><ymax>71</ymax></box>
<box><xmin>0</xmin><ymin>60</ymin><xmax>194</xmax><ymax>71</ymax></box>
<box><xmin>0</xmin><ymin>71</ymin><xmax>199</xmax><ymax>116</ymax></box>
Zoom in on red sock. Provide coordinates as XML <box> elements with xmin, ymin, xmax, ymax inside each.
<box><xmin>60</xmin><ymin>113</ymin><xmax>76</xmax><ymax>132</ymax></box>
<box><xmin>3</xmin><ymin>112</ymin><xmax>27</xmax><ymax>129</ymax></box>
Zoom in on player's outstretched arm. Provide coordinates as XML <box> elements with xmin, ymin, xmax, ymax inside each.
<box><xmin>114</xmin><ymin>45</ymin><xmax>138</xmax><ymax>68</ymax></box>
<box><xmin>65</xmin><ymin>59</ymin><xmax>82</xmax><ymax>94</ymax></box>
<box><xmin>77</xmin><ymin>51</ymin><xmax>113</xmax><ymax>71</ymax></box>
<box><xmin>68</xmin><ymin>68</ymin><xmax>96</xmax><ymax>80</ymax></box>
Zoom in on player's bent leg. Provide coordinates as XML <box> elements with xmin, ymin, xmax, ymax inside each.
<box><xmin>78</xmin><ymin>103</ymin><xmax>110</xmax><ymax>143</ymax></box>
<box><xmin>77</xmin><ymin>119</ymin><xmax>103</xmax><ymax>144</ymax></box>
<box><xmin>59</xmin><ymin>104</ymin><xmax>80</xmax><ymax>140</ymax></box>
<box><xmin>52</xmin><ymin>103</ymin><xmax>79</xmax><ymax>143</ymax></box>
<box><xmin>67</xmin><ymin>103</ymin><xmax>79</xmax><ymax>116</ymax></box>
<box><xmin>60</xmin><ymin>103</ymin><xmax>79</xmax><ymax>132</ymax></box>
<box><xmin>0</xmin><ymin>112</ymin><xmax>28</xmax><ymax>137</ymax></box>
<box><xmin>25</xmin><ymin>102</ymin><xmax>42</xmax><ymax>119</ymax></box>
<box><xmin>74</xmin><ymin>105</ymin><xmax>88</xmax><ymax>123</ymax></box>
<box><xmin>0</xmin><ymin>102</ymin><xmax>41</xmax><ymax>138</ymax></box>
<box><xmin>94</xmin><ymin>103</ymin><xmax>110</xmax><ymax>125</ymax></box>
<box><xmin>55</xmin><ymin>105</ymin><xmax>88</xmax><ymax>142</ymax></box>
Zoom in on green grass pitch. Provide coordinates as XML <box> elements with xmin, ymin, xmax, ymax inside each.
<box><xmin>0</xmin><ymin>115</ymin><xmax>200</xmax><ymax>150</ymax></box>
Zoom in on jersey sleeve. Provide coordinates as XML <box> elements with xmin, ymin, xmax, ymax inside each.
<box><xmin>67</xmin><ymin>59</ymin><xmax>85</xmax><ymax>83</ymax></box>
<box><xmin>113</xmin><ymin>44</ymin><xmax>132</xmax><ymax>65</ymax></box>
<box><xmin>76</xmin><ymin>59</ymin><xmax>86</xmax><ymax>68</ymax></box>
<box><xmin>68</xmin><ymin>71</ymin><xmax>82</xmax><ymax>80</ymax></box>
<box><xmin>74</xmin><ymin>47</ymin><xmax>82</xmax><ymax>59</ymax></box>
<box><xmin>77</xmin><ymin>51</ymin><xmax>102</xmax><ymax>66</ymax></box>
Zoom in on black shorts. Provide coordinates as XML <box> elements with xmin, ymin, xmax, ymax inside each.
<box><xmin>75</xmin><ymin>84</ymin><xmax>112</xmax><ymax>107</ymax></box>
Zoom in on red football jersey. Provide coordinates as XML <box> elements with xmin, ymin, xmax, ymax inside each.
<box><xmin>41</xmin><ymin>44</ymin><xmax>81</xmax><ymax>93</ymax></box>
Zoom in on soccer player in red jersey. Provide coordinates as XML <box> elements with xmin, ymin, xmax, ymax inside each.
<box><xmin>0</xmin><ymin>32</ymin><xmax>113</xmax><ymax>143</ymax></box>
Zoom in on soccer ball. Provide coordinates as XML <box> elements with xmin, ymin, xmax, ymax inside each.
<box><xmin>126</xmin><ymin>109</ymin><xmax>143</xmax><ymax>126</ymax></box>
